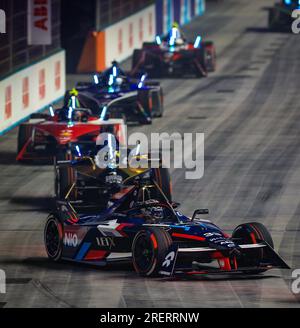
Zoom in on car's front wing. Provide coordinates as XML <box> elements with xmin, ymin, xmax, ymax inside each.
<box><xmin>159</xmin><ymin>242</ymin><xmax>290</xmax><ymax>277</ymax></box>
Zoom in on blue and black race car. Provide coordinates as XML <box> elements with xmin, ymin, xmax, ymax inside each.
<box><xmin>45</xmin><ymin>149</ymin><xmax>289</xmax><ymax>277</ymax></box>
<box><xmin>65</xmin><ymin>62</ymin><xmax>163</xmax><ymax>125</ymax></box>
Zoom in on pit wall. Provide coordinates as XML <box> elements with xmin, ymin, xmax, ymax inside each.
<box><xmin>77</xmin><ymin>0</ymin><xmax>206</xmax><ymax>72</ymax></box>
<box><xmin>0</xmin><ymin>50</ymin><xmax>66</xmax><ymax>135</ymax></box>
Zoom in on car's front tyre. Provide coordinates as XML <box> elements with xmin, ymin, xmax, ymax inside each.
<box><xmin>132</xmin><ymin>227</ymin><xmax>172</xmax><ymax>277</ymax></box>
<box><xmin>232</xmin><ymin>222</ymin><xmax>274</xmax><ymax>273</ymax></box>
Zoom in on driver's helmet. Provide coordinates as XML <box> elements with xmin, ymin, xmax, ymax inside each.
<box><xmin>172</xmin><ymin>22</ymin><xmax>179</xmax><ymax>29</ymax></box>
<box><xmin>72</xmin><ymin>110</ymin><xmax>87</xmax><ymax>122</ymax></box>
<box><xmin>116</xmin><ymin>77</ymin><xmax>123</xmax><ymax>86</ymax></box>
<box><xmin>141</xmin><ymin>199</ymin><xmax>165</xmax><ymax>220</ymax></box>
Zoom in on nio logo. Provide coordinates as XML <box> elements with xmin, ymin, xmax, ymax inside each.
<box><xmin>162</xmin><ymin>251</ymin><xmax>175</xmax><ymax>268</ymax></box>
<box><xmin>0</xmin><ymin>269</ymin><xmax>6</xmax><ymax>294</ymax></box>
<box><xmin>291</xmin><ymin>269</ymin><xmax>300</xmax><ymax>294</ymax></box>
<box><xmin>96</xmin><ymin>237</ymin><xmax>115</xmax><ymax>249</ymax></box>
<box><xmin>64</xmin><ymin>233</ymin><xmax>78</xmax><ymax>247</ymax></box>
<box><xmin>292</xmin><ymin>9</ymin><xmax>300</xmax><ymax>34</ymax></box>
<box><xmin>0</xmin><ymin>9</ymin><xmax>6</xmax><ymax>34</ymax></box>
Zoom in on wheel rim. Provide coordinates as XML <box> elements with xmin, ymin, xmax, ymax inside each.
<box><xmin>133</xmin><ymin>233</ymin><xmax>155</xmax><ymax>273</ymax></box>
<box><xmin>45</xmin><ymin>220</ymin><xmax>61</xmax><ymax>258</ymax></box>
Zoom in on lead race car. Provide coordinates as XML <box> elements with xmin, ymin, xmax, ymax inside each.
<box><xmin>44</xmin><ymin>138</ymin><xmax>289</xmax><ymax>277</ymax></box>
<box><xmin>131</xmin><ymin>22</ymin><xmax>216</xmax><ymax>78</ymax></box>
<box><xmin>69</xmin><ymin>61</ymin><xmax>164</xmax><ymax>125</ymax></box>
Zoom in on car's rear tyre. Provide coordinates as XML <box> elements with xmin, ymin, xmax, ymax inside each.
<box><xmin>137</xmin><ymin>89</ymin><xmax>153</xmax><ymax>124</ymax></box>
<box><xmin>194</xmin><ymin>48</ymin><xmax>207</xmax><ymax>78</ymax></box>
<box><xmin>132</xmin><ymin>49</ymin><xmax>144</xmax><ymax>74</ymax></box>
<box><xmin>153</xmin><ymin>167</ymin><xmax>172</xmax><ymax>202</ymax></box>
<box><xmin>152</xmin><ymin>88</ymin><xmax>164</xmax><ymax>117</ymax></box>
<box><xmin>232</xmin><ymin>222</ymin><xmax>274</xmax><ymax>273</ymax></box>
<box><xmin>30</xmin><ymin>113</ymin><xmax>49</xmax><ymax>120</ymax></box>
<box><xmin>55</xmin><ymin>151</ymin><xmax>76</xmax><ymax>200</ymax></box>
<box><xmin>268</xmin><ymin>8</ymin><xmax>283</xmax><ymax>31</ymax></box>
<box><xmin>44</xmin><ymin>215</ymin><xmax>63</xmax><ymax>262</ymax></box>
<box><xmin>109</xmin><ymin>111</ymin><xmax>127</xmax><ymax>124</ymax></box>
<box><xmin>17</xmin><ymin>124</ymin><xmax>33</xmax><ymax>155</ymax></box>
<box><xmin>142</xmin><ymin>42</ymin><xmax>158</xmax><ymax>48</ymax></box>
<box><xmin>204</xmin><ymin>41</ymin><xmax>216</xmax><ymax>72</ymax></box>
<box><xmin>132</xmin><ymin>227</ymin><xmax>172</xmax><ymax>277</ymax></box>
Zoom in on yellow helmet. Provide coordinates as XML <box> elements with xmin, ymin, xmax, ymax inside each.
<box><xmin>172</xmin><ymin>22</ymin><xmax>179</xmax><ymax>29</ymax></box>
<box><xmin>69</xmin><ymin>88</ymin><xmax>79</xmax><ymax>97</ymax></box>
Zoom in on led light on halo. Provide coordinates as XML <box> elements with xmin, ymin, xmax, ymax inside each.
<box><xmin>194</xmin><ymin>35</ymin><xmax>202</xmax><ymax>48</ymax></box>
<box><xmin>100</xmin><ymin>106</ymin><xmax>108</xmax><ymax>120</ymax></box>
<box><xmin>75</xmin><ymin>145</ymin><xmax>82</xmax><ymax>157</ymax></box>
<box><xmin>94</xmin><ymin>74</ymin><xmax>99</xmax><ymax>84</ymax></box>
<box><xmin>49</xmin><ymin>106</ymin><xmax>55</xmax><ymax>117</ymax></box>
<box><xmin>108</xmin><ymin>74</ymin><xmax>114</xmax><ymax>86</ymax></box>
<box><xmin>68</xmin><ymin>107</ymin><xmax>73</xmax><ymax>120</ymax></box>
<box><xmin>71</xmin><ymin>96</ymin><xmax>76</xmax><ymax>108</ymax></box>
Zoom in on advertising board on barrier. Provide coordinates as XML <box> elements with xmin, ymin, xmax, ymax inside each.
<box><xmin>28</xmin><ymin>0</ymin><xmax>52</xmax><ymax>45</ymax></box>
<box><xmin>104</xmin><ymin>5</ymin><xmax>156</xmax><ymax>67</ymax></box>
<box><xmin>0</xmin><ymin>50</ymin><xmax>66</xmax><ymax>135</ymax></box>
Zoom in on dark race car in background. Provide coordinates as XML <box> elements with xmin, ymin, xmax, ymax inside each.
<box><xmin>44</xmin><ymin>145</ymin><xmax>290</xmax><ymax>278</ymax></box>
<box><xmin>269</xmin><ymin>0</ymin><xmax>300</xmax><ymax>31</ymax></box>
<box><xmin>16</xmin><ymin>102</ymin><xmax>126</xmax><ymax>163</ymax></box>
<box><xmin>131</xmin><ymin>25</ymin><xmax>216</xmax><ymax>78</ymax></box>
<box><xmin>67</xmin><ymin>62</ymin><xmax>164</xmax><ymax>125</ymax></box>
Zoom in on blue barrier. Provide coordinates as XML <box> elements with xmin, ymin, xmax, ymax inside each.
<box><xmin>155</xmin><ymin>0</ymin><xmax>206</xmax><ymax>35</ymax></box>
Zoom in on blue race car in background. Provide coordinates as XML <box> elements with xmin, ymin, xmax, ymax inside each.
<box><xmin>65</xmin><ymin>62</ymin><xmax>164</xmax><ymax>125</ymax></box>
<box><xmin>45</xmin><ymin>151</ymin><xmax>289</xmax><ymax>278</ymax></box>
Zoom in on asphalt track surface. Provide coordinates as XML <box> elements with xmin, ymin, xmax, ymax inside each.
<box><xmin>1</xmin><ymin>0</ymin><xmax>300</xmax><ymax>308</ymax></box>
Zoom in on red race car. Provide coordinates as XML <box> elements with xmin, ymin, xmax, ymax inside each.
<box><xmin>16</xmin><ymin>99</ymin><xmax>126</xmax><ymax>163</ymax></box>
<box><xmin>131</xmin><ymin>23</ymin><xmax>216</xmax><ymax>78</ymax></box>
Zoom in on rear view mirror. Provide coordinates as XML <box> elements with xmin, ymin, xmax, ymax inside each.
<box><xmin>192</xmin><ymin>209</ymin><xmax>209</xmax><ymax>221</ymax></box>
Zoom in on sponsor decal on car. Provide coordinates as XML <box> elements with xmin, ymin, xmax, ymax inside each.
<box><xmin>64</xmin><ymin>233</ymin><xmax>79</xmax><ymax>248</ymax></box>
<box><xmin>96</xmin><ymin>237</ymin><xmax>116</xmax><ymax>249</ymax></box>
